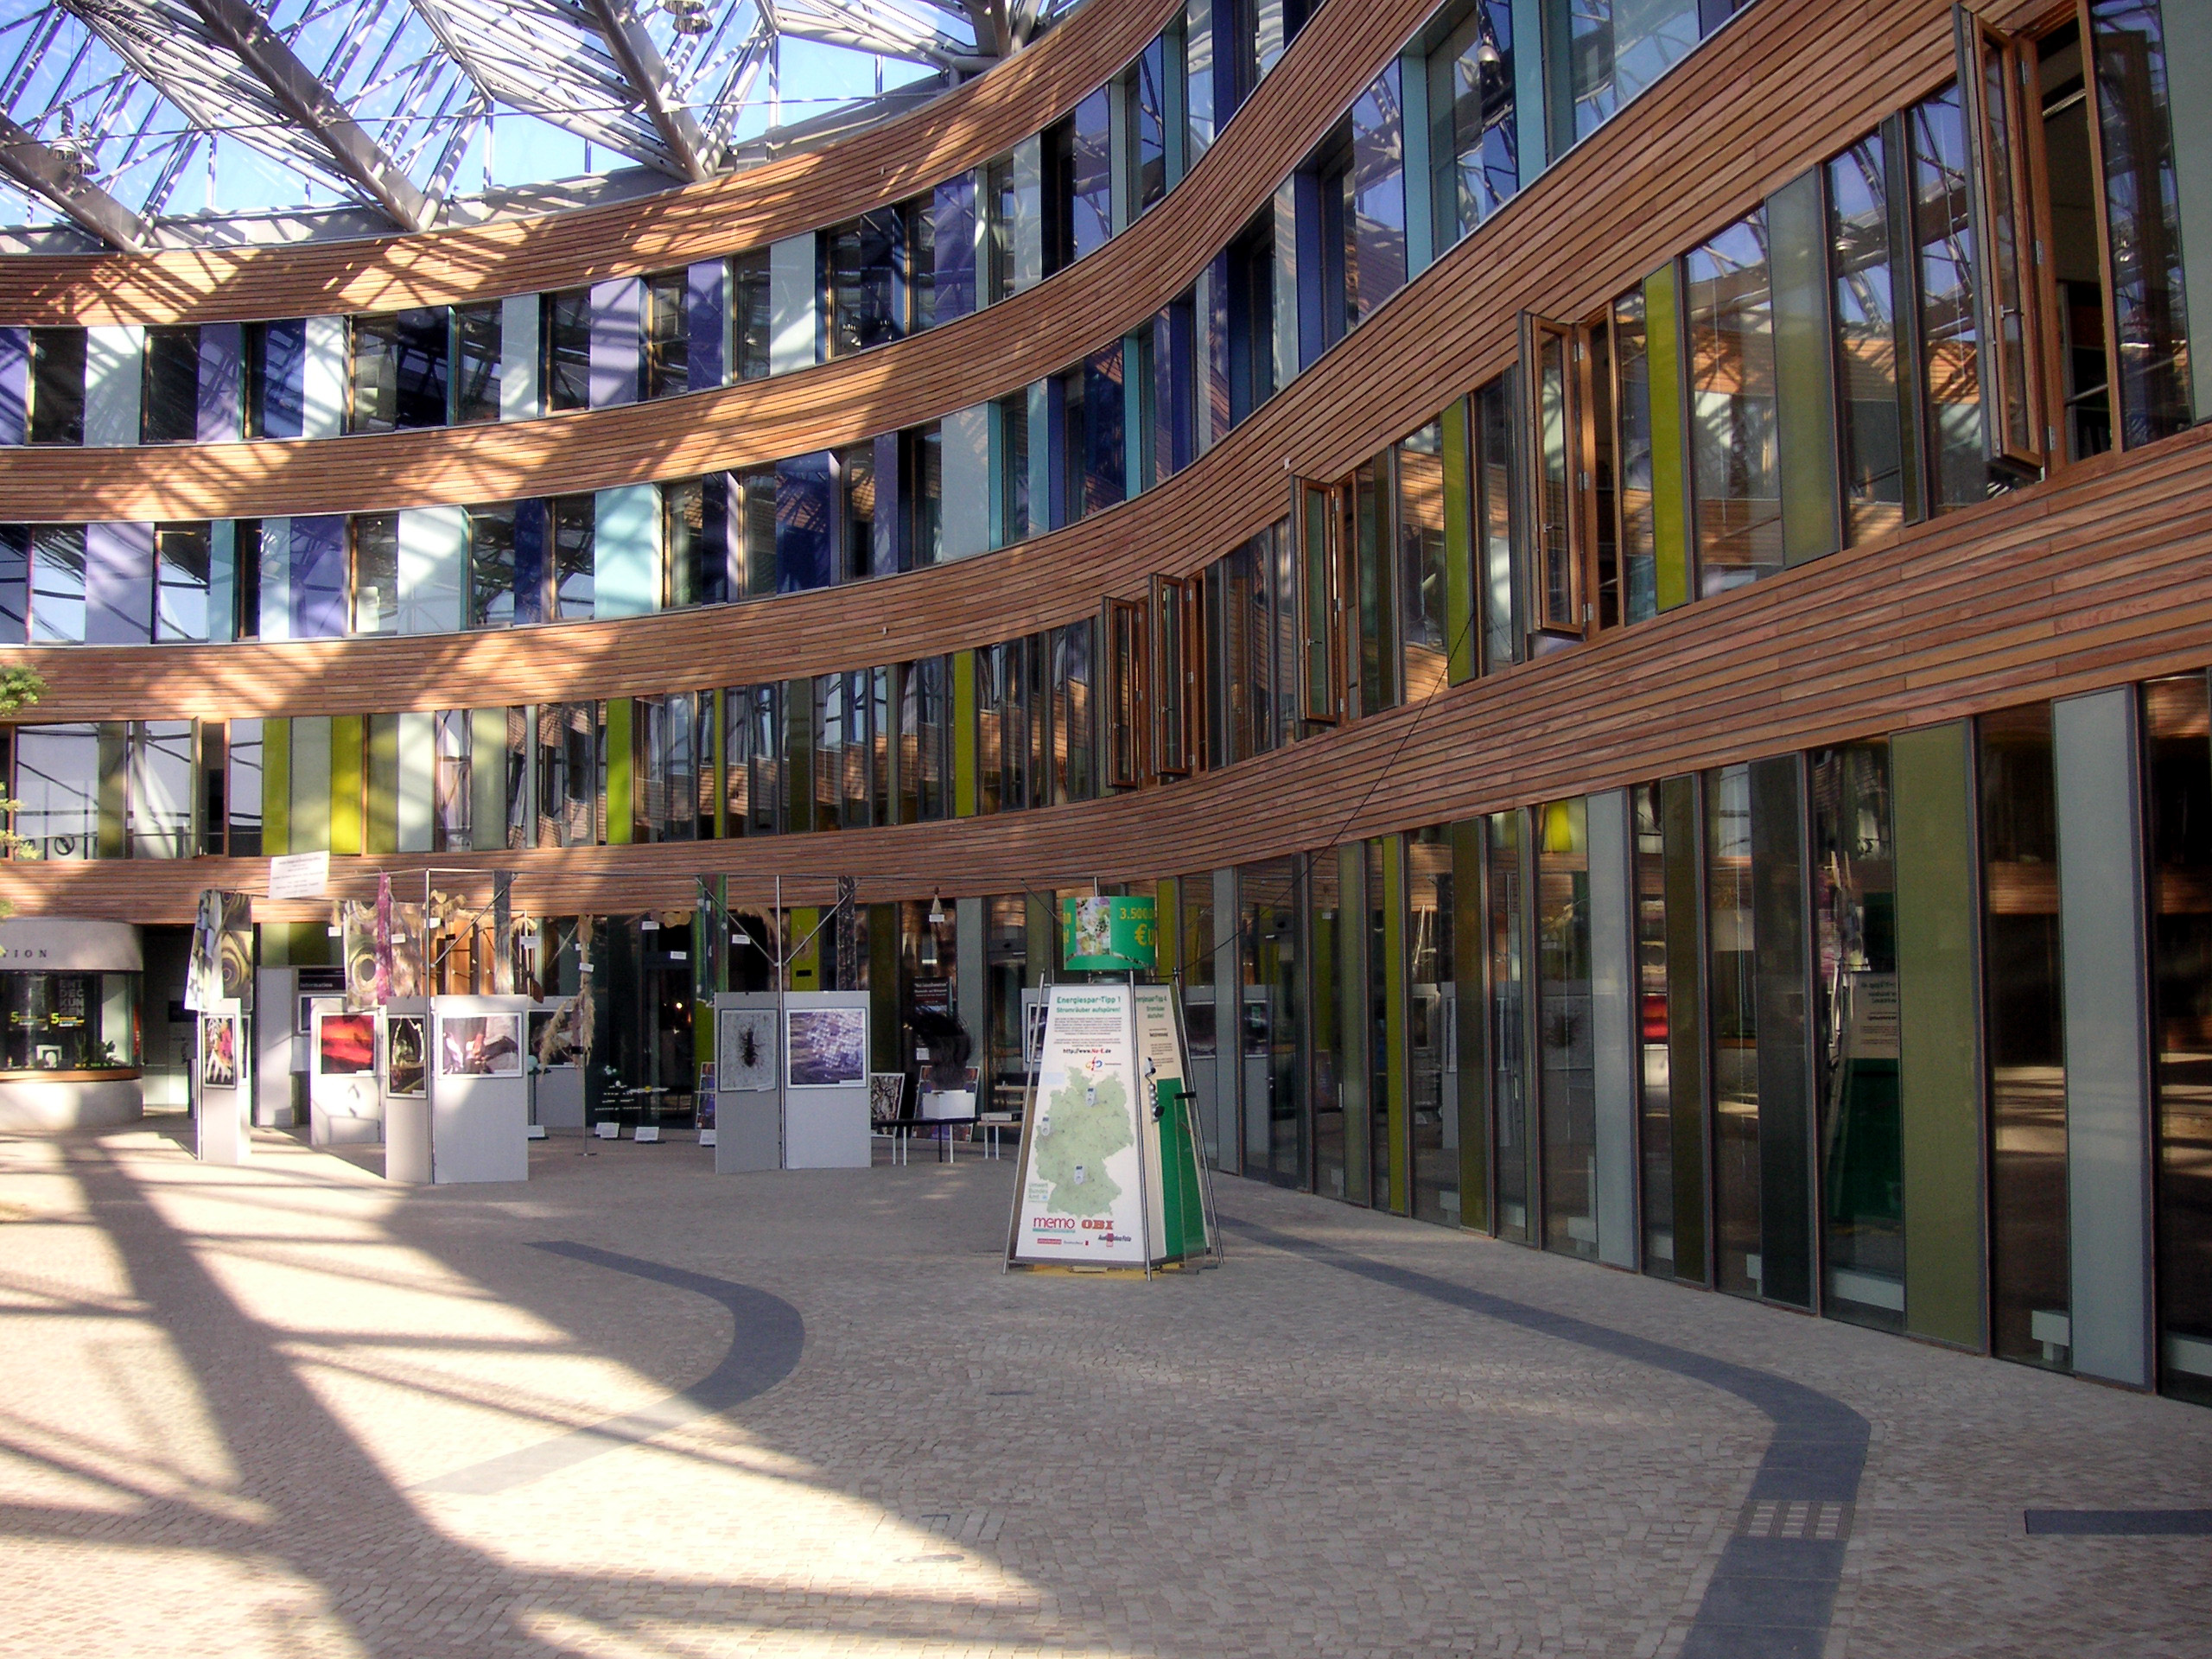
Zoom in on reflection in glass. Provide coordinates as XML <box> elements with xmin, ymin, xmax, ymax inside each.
<box><xmin>1979</xmin><ymin>703</ymin><xmax>2069</xmax><ymax>1370</ymax></box>
<box><xmin>1488</xmin><ymin>810</ymin><xmax>1531</xmax><ymax>1242</ymax></box>
<box><xmin>1408</xmin><ymin>826</ymin><xmax>1459</xmax><ymax>1225</ymax></box>
<box><xmin>1907</xmin><ymin>86</ymin><xmax>1989</xmax><ymax>511</ymax></box>
<box><xmin>1707</xmin><ymin>764</ymin><xmax>1762</xmax><ymax>1296</ymax></box>
<box><xmin>1242</xmin><ymin>858</ymin><xmax>1306</xmax><ymax>1187</ymax></box>
<box><xmin>1310</xmin><ymin>849</ymin><xmax>1351</xmax><ymax>1201</ymax></box>
<box><xmin>1612</xmin><ymin>289</ymin><xmax>1656</xmax><ymax>622</ymax></box>
<box><xmin>2144</xmin><ymin>673</ymin><xmax>2212</xmax><ymax>1406</ymax></box>
<box><xmin>1427</xmin><ymin>0</ymin><xmax>1516</xmax><ymax>244</ymax></box>
<box><xmin>1686</xmin><ymin>212</ymin><xmax>1783</xmax><ymax>595</ymax></box>
<box><xmin>1396</xmin><ymin>425</ymin><xmax>1447</xmax><ymax>701</ymax></box>
<box><xmin>1566</xmin><ymin>0</ymin><xmax>1700</xmax><ymax>143</ymax></box>
<box><xmin>1</xmin><ymin>970</ymin><xmax>142</xmax><ymax>1070</ymax></box>
<box><xmin>2088</xmin><ymin>0</ymin><xmax>2195</xmax><ymax>448</ymax></box>
<box><xmin>1827</xmin><ymin>133</ymin><xmax>1906</xmax><ymax>544</ymax></box>
<box><xmin>1811</xmin><ymin>741</ymin><xmax>1904</xmax><ymax>1330</ymax></box>
<box><xmin>2037</xmin><ymin>22</ymin><xmax>2113</xmax><ymax>463</ymax></box>
<box><xmin>1537</xmin><ymin>798</ymin><xmax>1596</xmax><ymax>1258</ymax></box>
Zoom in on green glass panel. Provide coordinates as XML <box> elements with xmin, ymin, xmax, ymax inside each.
<box><xmin>1769</xmin><ymin>168</ymin><xmax>1840</xmax><ymax>568</ymax></box>
<box><xmin>1891</xmin><ymin>720</ymin><xmax>1986</xmax><ymax>1350</ymax></box>
<box><xmin>952</xmin><ymin>650</ymin><xmax>979</xmax><ymax>818</ymax></box>
<box><xmin>1643</xmin><ymin>262</ymin><xmax>1692</xmax><ymax>612</ymax></box>
<box><xmin>328</xmin><ymin>715</ymin><xmax>362</xmax><ymax>855</ymax></box>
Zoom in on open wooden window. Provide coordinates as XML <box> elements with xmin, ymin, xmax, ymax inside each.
<box><xmin>1955</xmin><ymin>5</ymin><xmax>2049</xmax><ymax>476</ymax></box>
<box><xmin>1294</xmin><ymin>478</ymin><xmax>1344</xmax><ymax>723</ymax></box>
<box><xmin>1101</xmin><ymin>595</ymin><xmax>1147</xmax><ymax>790</ymax></box>
<box><xmin>1151</xmin><ymin>575</ymin><xmax>1201</xmax><ymax>778</ymax></box>
<box><xmin>1518</xmin><ymin>313</ymin><xmax>1589</xmax><ymax>640</ymax></box>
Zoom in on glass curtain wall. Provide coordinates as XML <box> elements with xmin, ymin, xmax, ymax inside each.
<box><xmin>1978</xmin><ymin>703</ymin><xmax>2069</xmax><ymax>1370</ymax></box>
<box><xmin>1408</xmin><ymin>824</ymin><xmax>1459</xmax><ymax>1225</ymax></box>
<box><xmin>1810</xmin><ymin>741</ymin><xmax>1904</xmax><ymax>1329</ymax></box>
<box><xmin>1707</xmin><ymin>763</ymin><xmax>1763</xmax><ymax>1296</ymax></box>
<box><xmin>1686</xmin><ymin>211</ymin><xmax>1783</xmax><ymax>595</ymax></box>
<box><xmin>2144</xmin><ymin>672</ymin><xmax>2212</xmax><ymax>1405</ymax></box>
<box><xmin>1536</xmin><ymin>798</ymin><xmax>1596</xmax><ymax>1258</ymax></box>
<box><xmin>1242</xmin><ymin>857</ymin><xmax>1305</xmax><ymax>1186</ymax></box>
<box><xmin>1828</xmin><ymin>132</ymin><xmax>1908</xmax><ymax>544</ymax></box>
<box><xmin>1309</xmin><ymin>848</ymin><xmax>1353</xmax><ymax>1200</ymax></box>
<box><xmin>1487</xmin><ymin>809</ymin><xmax>1532</xmax><ymax>1242</ymax></box>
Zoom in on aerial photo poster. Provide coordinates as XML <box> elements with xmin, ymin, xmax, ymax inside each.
<box><xmin>1008</xmin><ymin>984</ymin><xmax>1154</xmax><ymax>1268</ymax></box>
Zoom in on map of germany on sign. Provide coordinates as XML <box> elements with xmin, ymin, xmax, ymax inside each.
<box><xmin>1030</xmin><ymin>1063</ymin><xmax>1134</xmax><ymax>1218</ymax></box>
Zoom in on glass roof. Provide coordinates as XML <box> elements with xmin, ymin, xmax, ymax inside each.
<box><xmin>0</xmin><ymin>0</ymin><xmax>1070</xmax><ymax>249</ymax></box>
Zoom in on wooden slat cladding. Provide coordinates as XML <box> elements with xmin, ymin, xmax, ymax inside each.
<box><xmin>3</xmin><ymin>0</ymin><xmax>1967</xmax><ymax>715</ymax></box>
<box><xmin>6</xmin><ymin>425</ymin><xmax>2209</xmax><ymax>924</ymax></box>
<box><xmin>0</xmin><ymin>0</ymin><xmax>1446</xmax><ymax>522</ymax></box>
<box><xmin>0</xmin><ymin>0</ymin><xmax>1184</xmax><ymax>327</ymax></box>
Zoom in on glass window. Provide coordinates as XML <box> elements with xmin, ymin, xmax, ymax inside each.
<box><xmin>642</xmin><ymin>270</ymin><xmax>690</xmax><ymax>400</ymax></box>
<box><xmin>141</xmin><ymin>325</ymin><xmax>199</xmax><ymax>444</ymax></box>
<box><xmin>1811</xmin><ymin>740</ymin><xmax>1904</xmax><ymax>1329</ymax></box>
<box><xmin>823</xmin><ymin>206</ymin><xmax>911</xmax><ymax>357</ymax></box>
<box><xmin>1978</xmin><ymin>703</ymin><xmax>2069</xmax><ymax>1370</ymax></box>
<box><xmin>551</xmin><ymin>496</ymin><xmax>594</xmax><ymax>620</ymax></box>
<box><xmin>542</xmin><ymin>288</ymin><xmax>592</xmax><ymax>413</ymax></box>
<box><xmin>227</xmin><ymin>717</ymin><xmax>263</xmax><ymax>858</ymax></box>
<box><xmin>454</xmin><ymin>302</ymin><xmax>500</xmax><ymax>424</ymax></box>
<box><xmin>1242</xmin><ymin>857</ymin><xmax>1305</xmax><ymax>1187</ymax></box>
<box><xmin>1535</xmin><ymin>798</ymin><xmax>1595</xmax><ymax>1256</ymax></box>
<box><xmin>2088</xmin><ymin>0</ymin><xmax>2194</xmax><ymax>448</ymax></box>
<box><xmin>983</xmin><ymin>154</ymin><xmax>1017</xmax><ymax>306</ymax></box>
<box><xmin>1707</xmin><ymin>763</ymin><xmax>1761</xmax><ymax>1294</ymax></box>
<box><xmin>30</xmin><ymin>526</ymin><xmax>86</xmax><ymax>645</ymax></box>
<box><xmin>432</xmin><ymin>709</ymin><xmax>471</xmax><ymax>852</ymax></box>
<box><xmin>732</xmin><ymin>251</ymin><xmax>772</xmax><ymax>381</ymax></box>
<box><xmin>13</xmin><ymin>723</ymin><xmax>100</xmax><ymax>860</ymax></box>
<box><xmin>1397</xmin><ymin>424</ymin><xmax>1447</xmax><ymax>701</ymax></box>
<box><xmin>349</xmin><ymin>308</ymin><xmax>448</xmax><ymax>434</ymax></box>
<box><xmin>0</xmin><ymin>970</ymin><xmax>141</xmax><ymax>1071</ymax></box>
<box><xmin>1345</xmin><ymin>64</ymin><xmax>1407</xmax><ymax>325</ymax></box>
<box><xmin>1310</xmin><ymin>849</ymin><xmax>1353</xmax><ymax>1200</ymax></box>
<box><xmin>1129</xmin><ymin>37</ymin><xmax>1170</xmax><ymax>216</ymax></box>
<box><xmin>468</xmin><ymin>504</ymin><xmax>517</xmax><ymax>629</ymax></box>
<box><xmin>1049</xmin><ymin>620</ymin><xmax>1094</xmax><ymax>804</ymax></box>
<box><xmin>929</xmin><ymin>179</ymin><xmax>977</xmax><ymax>325</ymax></box>
<box><xmin>1612</xmin><ymin>289</ymin><xmax>1658</xmax><ymax>620</ymax></box>
<box><xmin>125</xmin><ymin>720</ymin><xmax>192</xmax><ymax>859</ymax></box>
<box><xmin>1686</xmin><ymin>210</ymin><xmax>1783</xmax><ymax>595</ymax></box>
<box><xmin>154</xmin><ymin>523</ymin><xmax>211</xmax><ymax>643</ymax></box>
<box><xmin>1070</xmin><ymin>89</ymin><xmax>1114</xmax><ymax>261</ymax></box>
<box><xmin>1428</xmin><ymin>0</ymin><xmax>1516</xmax><ymax>245</ymax></box>
<box><xmin>245</xmin><ymin>319</ymin><xmax>304</xmax><ymax>440</ymax></box>
<box><xmin>1828</xmin><ymin>133</ymin><xmax>1907</xmax><ymax>544</ymax></box>
<box><xmin>29</xmin><ymin>327</ymin><xmax>84</xmax><ymax>446</ymax></box>
<box><xmin>995</xmin><ymin>391</ymin><xmax>1030</xmax><ymax>544</ymax></box>
<box><xmin>1487</xmin><ymin>809</ymin><xmax>1531</xmax><ymax>1241</ymax></box>
<box><xmin>2143</xmin><ymin>672</ymin><xmax>2212</xmax><ymax>1405</ymax></box>
<box><xmin>733</xmin><ymin>468</ymin><xmax>778</xmax><ymax>596</ymax></box>
<box><xmin>903</xmin><ymin>423</ymin><xmax>942</xmax><ymax>570</ymax></box>
<box><xmin>1408</xmin><ymin>825</ymin><xmax>1459</xmax><ymax>1224</ymax></box>
<box><xmin>0</xmin><ymin>526</ymin><xmax>26</xmax><ymax>644</ymax></box>
<box><xmin>351</xmin><ymin>513</ymin><xmax>398</xmax><ymax>634</ymax></box>
<box><xmin>1908</xmin><ymin>86</ymin><xmax>1990</xmax><ymax>510</ymax></box>
<box><xmin>1563</xmin><ymin>0</ymin><xmax>1701</xmax><ymax>145</ymax></box>
<box><xmin>723</xmin><ymin>683</ymin><xmax>783</xmax><ymax>836</ymax></box>
<box><xmin>839</xmin><ymin>443</ymin><xmax>875</xmax><ymax>582</ymax></box>
<box><xmin>1473</xmin><ymin>375</ymin><xmax>1518</xmax><ymax>672</ymax></box>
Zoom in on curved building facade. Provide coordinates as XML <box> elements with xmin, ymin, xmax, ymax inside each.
<box><xmin>3</xmin><ymin>0</ymin><xmax>2210</xmax><ymax>1403</ymax></box>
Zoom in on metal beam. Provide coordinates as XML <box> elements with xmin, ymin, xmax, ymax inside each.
<box><xmin>0</xmin><ymin>112</ymin><xmax>149</xmax><ymax>251</ymax></box>
<box><xmin>181</xmin><ymin>0</ymin><xmax>434</xmax><ymax>231</ymax></box>
<box><xmin>581</xmin><ymin>0</ymin><xmax>715</xmax><ymax>181</ymax></box>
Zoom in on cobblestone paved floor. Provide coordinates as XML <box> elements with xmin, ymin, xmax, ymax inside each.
<box><xmin>0</xmin><ymin>1122</ymin><xmax>2206</xmax><ymax>1658</ymax></box>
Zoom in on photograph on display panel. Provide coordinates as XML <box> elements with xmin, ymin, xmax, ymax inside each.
<box><xmin>200</xmin><ymin>1014</ymin><xmax>238</xmax><ymax>1089</ymax></box>
<box><xmin>318</xmin><ymin>1014</ymin><xmax>375</xmax><ymax>1075</ymax></box>
<box><xmin>718</xmin><ymin>1008</ymin><xmax>777</xmax><ymax>1090</ymax></box>
<box><xmin>787</xmin><ymin>1007</ymin><xmax>866</xmax><ymax>1088</ymax></box>
<box><xmin>386</xmin><ymin>1015</ymin><xmax>427</xmax><ymax>1096</ymax></box>
<box><xmin>440</xmin><ymin>1014</ymin><xmax>523</xmax><ymax>1077</ymax></box>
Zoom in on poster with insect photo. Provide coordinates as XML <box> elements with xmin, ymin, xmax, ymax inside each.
<box><xmin>717</xmin><ymin>1008</ymin><xmax>777</xmax><ymax>1090</ymax></box>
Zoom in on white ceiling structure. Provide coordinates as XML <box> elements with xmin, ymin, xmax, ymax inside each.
<box><xmin>0</xmin><ymin>0</ymin><xmax>1070</xmax><ymax>249</ymax></box>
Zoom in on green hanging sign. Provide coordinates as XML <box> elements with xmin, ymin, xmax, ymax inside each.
<box><xmin>1062</xmin><ymin>895</ymin><xmax>1158</xmax><ymax>972</ymax></box>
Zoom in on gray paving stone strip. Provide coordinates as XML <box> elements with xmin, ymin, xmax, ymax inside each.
<box><xmin>2023</xmin><ymin>1510</ymin><xmax>2212</xmax><ymax>1536</ymax></box>
<box><xmin>412</xmin><ymin>1242</ymin><xmax>805</xmax><ymax>1496</ymax></box>
<box><xmin>1224</xmin><ymin>1217</ymin><xmax>1870</xmax><ymax>1659</ymax></box>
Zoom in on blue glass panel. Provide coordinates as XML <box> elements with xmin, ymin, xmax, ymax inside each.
<box><xmin>1349</xmin><ymin>62</ymin><xmax>1407</xmax><ymax>323</ymax></box>
<box><xmin>84</xmin><ymin>522</ymin><xmax>154</xmax><ymax>645</ymax></box>
<box><xmin>1084</xmin><ymin>343</ymin><xmax>1126</xmax><ymax>514</ymax></box>
<box><xmin>290</xmin><ymin>515</ymin><xmax>349</xmax><ymax>639</ymax></box>
<box><xmin>932</xmin><ymin>177</ymin><xmax>977</xmax><ymax>322</ymax></box>
<box><xmin>0</xmin><ymin>525</ymin><xmax>27</xmax><ymax>642</ymax></box>
<box><xmin>512</xmin><ymin>499</ymin><xmax>547</xmax><ymax>626</ymax></box>
<box><xmin>775</xmin><ymin>453</ymin><xmax>836</xmax><ymax>593</ymax></box>
<box><xmin>0</xmin><ymin>327</ymin><xmax>24</xmax><ymax>446</ymax></box>
<box><xmin>1071</xmin><ymin>87</ymin><xmax>1115</xmax><ymax>261</ymax></box>
<box><xmin>259</xmin><ymin>319</ymin><xmax>305</xmax><ymax>439</ymax></box>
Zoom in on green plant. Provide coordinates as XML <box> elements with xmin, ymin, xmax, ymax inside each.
<box><xmin>0</xmin><ymin>668</ymin><xmax>45</xmax><ymax>914</ymax></box>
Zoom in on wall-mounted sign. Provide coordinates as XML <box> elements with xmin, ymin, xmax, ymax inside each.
<box><xmin>267</xmin><ymin>851</ymin><xmax>330</xmax><ymax>901</ymax></box>
<box><xmin>1062</xmin><ymin>895</ymin><xmax>1157</xmax><ymax>972</ymax></box>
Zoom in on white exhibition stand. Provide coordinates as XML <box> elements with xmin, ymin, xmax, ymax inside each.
<box><xmin>308</xmin><ymin>999</ymin><xmax>381</xmax><ymax>1147</ymax></box>
<box><xmin>253</xmin><ymin>967</ymin><xmax>296</xmax><ymax>1128</ymax></box>
<box><xmin>194</xmin><ymin>996</ymin><xmax>251</xmax><ymax>1166</ymax></box>
<box><xmin>378</xmin><ymin>995</ymin><xmax>531</xmax><ymax>1184</ymax></box>
<box><xmin>711</xmin><ymin>989</ymin><xmax>871</xmax><ymax>1173</ymax></box>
